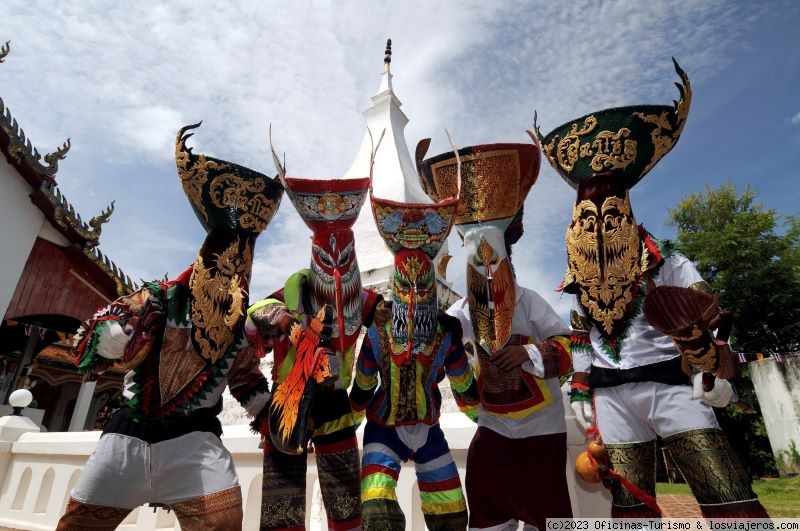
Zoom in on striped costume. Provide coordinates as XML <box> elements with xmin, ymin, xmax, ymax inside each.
<box><xmin>351</xmin><ymin>316</ymin><xmax>479</xmax><ymax>531</ymax></box>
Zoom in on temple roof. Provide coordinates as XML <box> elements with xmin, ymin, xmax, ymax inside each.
<box><xmin>0</xmin><ymin>41</ymin><xmax>135</xmax><ymax>297</ymax></box>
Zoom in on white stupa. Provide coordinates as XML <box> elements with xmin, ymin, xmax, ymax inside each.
<box><xmin>345</xmin><ymin>39</ymin><xmax>460</xmax><ymax>309</ymax></box>
<box><xmin>219</xmin><ymin>40</ymin><xmax>462</xmax><ymax>428</ymax></box>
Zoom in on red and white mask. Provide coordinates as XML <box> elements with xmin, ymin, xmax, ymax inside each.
<box><xmin>282</xmin><ymin>177</ymin><xmax>370</xmax><ymax>354</ymax></box>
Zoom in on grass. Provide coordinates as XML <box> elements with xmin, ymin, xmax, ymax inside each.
<box><xmin>657</xmin><ymin>475</ymin><xmax>800</xmax><ymax>517</ymax></box>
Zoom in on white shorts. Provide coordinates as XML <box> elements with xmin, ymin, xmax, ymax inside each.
<box><xmin>594</xmin><ymin>381</ymin><xmax>719</xmax><ymax>444</ymax></box>
<box><xmin>71</xmin><ymin>431</ymin><xmax>239</xmax><ymax>509</ymax></box>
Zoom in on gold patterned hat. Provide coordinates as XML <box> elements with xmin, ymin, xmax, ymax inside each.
<box><xmin>416</xmin><ymin>135</ymin><xmax>540</xmax><ymax>354</ymax></box>
<box><xmin>535</xmin><ymin>60</ymin><xmax>691</xmax><ymax>190</ymax></box>
<box><xmin>416</xmin><ymin>137</ymin><xmax>540</xmax><ymax>231</ymax></box>
<box><xmin>371</xmin><ymin>196</ymin><xmax>458</xmax><ymax>260</ymax></box>
<box><xmin>175</xmin><ymin>122</ymin><xmax>284</xmax><ymax>234</ymax></box>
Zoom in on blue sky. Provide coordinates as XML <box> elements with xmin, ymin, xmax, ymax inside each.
<box><xmin>1</xmin><ymin>1</ymin><xmax>798</xmax><ymax>319</ymax></box>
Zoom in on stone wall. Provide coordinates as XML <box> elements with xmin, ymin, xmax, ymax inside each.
<box><xmin>749</xmin><ymin>354</ymin><xmax>800</xmax><ymax>476</ymax></box>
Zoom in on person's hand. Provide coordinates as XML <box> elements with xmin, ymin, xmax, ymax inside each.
<box><xmin>491</xmin><ymin>345</ymin><xmax>530</xmax><ymax>371</ymax></box>
<box><xmin>692</xmin><ymin>372</ymin><xmax>733</xmax><ymax>408</ymax></box>
<box><xmin>373</xmin><ymin>306</ymin><xmax>391</xmax><ymax>328</ymax></box>
<box><xmin>97</xmin><ymin>322</ymin><xmax>131</xmax><ymax>359</ymax></box>
<box><xmin>571</xmin><ymin>401</ymin><xmax>595</xmax><ymax>431</ymax></box>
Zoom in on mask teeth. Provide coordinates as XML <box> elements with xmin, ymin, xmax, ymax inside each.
<box><xmin>392</xmin><ymin>299</ymin><xmax>437</xmax><ymax>347</ymax></box>
<box><xmin>343</xmin><ymin>294</ymin><xmax>363</xmax><ymax>336</ymax></box>
<box><xmin>392</xmin><ymin>305</ymin><xmax>408</xmax><ymax>338</ymax></box>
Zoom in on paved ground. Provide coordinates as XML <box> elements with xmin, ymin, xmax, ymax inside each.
<box><xmin>0</xmin><ymin>495</ymin><xmax>706</xmax><ymax>530</ymax></box>
<box><xmin>659</xmin><ymin>494</ymin><xmax>703</xmax><ymax>518</ymax></box>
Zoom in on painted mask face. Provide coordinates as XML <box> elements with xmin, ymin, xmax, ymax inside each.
<box><xmin>391</xmin><ymin>249</ymin><xmax>437</xmax><ymax>354</ymax></box>
<box><xmin>566</xmin><ymin>190</ymin><xmax>640</xmax><ymax>336</ymax></box>
<box><xmin>309</xmin><ymin>228</ymin><xmax>363</xmax><ymax>345</ymax></box>
<box><xmin>278</xmin><ymin>175</ymin><xmax>371</xmax><ymax>354</ymax></box>
<box><xmin>189</xmin><ymin>230</ymin><xmax>254</xmax><ymax>364</ymax></box>
<box><xmin>462</xmin><ymin>224</ymin><xmax>516</xmax><ymax>354</ymax></box>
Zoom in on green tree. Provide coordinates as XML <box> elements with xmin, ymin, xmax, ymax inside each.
<box><xmin>668</xmin><ymin>182</ymin><xmax>800</xmax><ymax>353</ymax></box>
<box><xmin>668</xmin><ymin>182</ymin><xmax>800</xmax><ymax>477</ymax></box>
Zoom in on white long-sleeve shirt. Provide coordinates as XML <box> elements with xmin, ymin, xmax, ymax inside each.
<box><xmin>447</xmin><ymin>285</ymin><xmax>571</xmax><ymax>439</ymax></box>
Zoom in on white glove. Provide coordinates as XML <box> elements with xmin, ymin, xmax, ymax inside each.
<box><xmin>96</xmin><ymin>322</ymin><xmax>131</xmax><ymax>360</ymax></box>
<box><xmin>692</xmin><ymin>372</ymin><xmax>734</xmax><ymax>408</ymax></box>
<box><xmin>571</xmin><ymin>400</ymin><xmax>595</xmax><ymax>431</ymax></box>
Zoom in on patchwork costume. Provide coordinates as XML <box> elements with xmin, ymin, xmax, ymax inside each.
<box><xmin>536</xmin><ymin>61</ymin><xmax>769</xmax><ymax>518</ymax></box>
<box><xmin>419</xmin><ymin>136</ymin><xmax>574</xmax><ymax>530</ymax></box>
<box><xmin>57</xmin><ymin>123</ymin><xmax>283</xmax><ymax>530</ymax></box>
<box><xmin>247</xmin><ymin>162</ymin><xmax>382</xmax><ymax>531</ymax></box>
<box><xmin>349</xmin><ymin>154</ymin><xmax>479</xmax><ymax>530</ymax></box>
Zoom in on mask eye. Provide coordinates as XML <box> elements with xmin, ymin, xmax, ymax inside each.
<box><xmin>418</xmin><ymin>267</ymin><xmax>434</xmax><ymax>291</ymax></box>
<box><xmin>313</xmin><ymin>244</ymin><xmax>335</xmax><ymax>269</ymax></box>
<box><xmin>338</xmin><ymin>242</ymin><xmax>354</xmax><ymax>267</ymax></box>
<box><xmin>581</xmin><ymin>213</ymin><xmax>597</xmax><ymax>232</ymax></box>
<box><xmin>394</xmin><ymin>271</ymin><xmax>411</xmax><ymax>291</ymax></box>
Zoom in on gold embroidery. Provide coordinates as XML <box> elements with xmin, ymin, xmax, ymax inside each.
<box><xmin>633</xmin><ymin>65</ymin><xmax>692</xmax><ymax>175</ymax></box>
<box><xmin>664</xmin><ymin>429</ymin><xmax>754</xmax><ymax>505</ymax></box>
<box><xmin>588</xmin><ymin>128</ymin><xmax>637</xmax><ymax>172</ymax></box>
<box><xmin>687</xmin><ymin>280</ymin><xmax>712</xmax><ymax>294</ymax></box>
<box><xmin>566</xmin><ymin>193</ymin><xmax>640</xmax><ymax>335</ymax></box>
<box><xmin>555</xmin><ymin>116</ymin><xmax>597</xmax><ymax>172</ymax></box>
<box><xmin>606</xmin><ymin>441</ymin><xmax>657</xmax><ymax>507</ymax></box>
<box><xmin>176</xmin><ymin>125</ymin><xmax>228</xmax><ymax>221</ymax></box>
<box><xmin>170</xmin><ymin>486</ymin><xmax>243</xmax><ymax>528</ymax></box>
<box><xmin>209</xmin><ymin>173</ymin><xmax>278</xmax><ymax>233</ymax></box>
<box><xmin>189</xmin><ymin>237</ymin><xmax>251</xmax><ymax>364</ymax></box>
<box><xmin>429</xmin><ymin>150</ymin><xmax>520</xmax><ymax>224</ymax></box>
<box><xmin>467</xmin><ymin>257</ymin><xmax>515</xmax><ymax>353</ymax></box>
<box><xmin>542</xmin><ymin>115</ymin><xmax>637</xmax><ymax>175</ymax></box>
<box><xmin>317</xmin><ymin>192</ymin><xmax>346</xmax><ymax>217</ymax></box>
<box><xmin>57</xmin><ymin>499</ymin><xmax>132</xmax><ymax>530</ymax></box>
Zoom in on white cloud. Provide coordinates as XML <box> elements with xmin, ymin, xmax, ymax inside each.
<box><xmin>792</xmin><ymin>112</ymin><xmax>800</xmax><ymax>125</ymax></box>
<box><xmin>0</xmin><ymin>0</ymin><xmax>772</xmax><ymax>320</ymax></box>
<box><xmin>117</xmin><ymin>105</ymin><xmax>185</xmax><ymax>158</ymax></box>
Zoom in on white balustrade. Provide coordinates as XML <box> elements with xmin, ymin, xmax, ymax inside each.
<box><xmin>0</xmin><ymin>387</ymin><xmax>609</xmax><ymax>530</ymax></box>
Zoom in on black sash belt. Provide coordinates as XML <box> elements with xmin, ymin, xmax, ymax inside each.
<box><xmin>589</xmin><ymin>356</ymin><xmax>691</xmax><ymax>389</ymax></box>
<box><xmin>102</xmin><ymin>400</ymin><xmax>223</xmax><ymax>444</ymax></box>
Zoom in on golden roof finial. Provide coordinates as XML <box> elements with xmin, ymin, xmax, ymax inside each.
<box><xmin>383</xmin><ymin>38</ymin><xmax>392</xmax><ymax>72</ymax></box>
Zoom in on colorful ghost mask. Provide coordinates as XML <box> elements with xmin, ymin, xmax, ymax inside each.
<box><xmin>371</xmin><ymin>195</ymin><xmax>458</xmax><ymax>364</ymax></box>
<box><xmin>417</xmin><ymin>134</ymin><xmax>540</xmax><ymax>354</ymax></box>
<box><xmin>536</xmin><ymin>60</ymin><xmax>692</xmax><ymax>338</ymax></box>
<box><xmin>275</xmin><ymin>168</ymin><xmax>370</xmax><ymax>356</ymax></box>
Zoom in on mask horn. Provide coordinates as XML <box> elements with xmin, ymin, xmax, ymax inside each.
<box><xmin>269</xmin><ymin>124</ymin><xmax>288</xmax><ymax>189</ymax></box>
<box><xmin>445</xmin><ymin>128</ymin><xmax>462</xmax><ymax>198</ymax></box>
<box><xmin>368</xmin><ymin>127</ymin><xmax>386</xmax><ymax>194</ymax></box>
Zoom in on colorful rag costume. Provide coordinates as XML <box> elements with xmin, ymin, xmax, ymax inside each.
<box><xmin>349</xmin><ymin>154</ymin><xmax>479</xmax><ymax>530</ymax></box>
<box><xmin>246</xmin><ymin>159</ymin><xmax>382</xmax><ymax>531</ymax></box>
<box><xmin>420</xmin><ymin>135</ymin><xmax>574</xmax><ymax>529</ymax></box>
<box><xmin>57</xmin><ymin>123</ymin><xmax>283</xmax><ymax>530</ymax></box>
<box><xmin>536</xmin><ymin>60</ymin><xmax>769</xmax><ymax>518</ymax></box>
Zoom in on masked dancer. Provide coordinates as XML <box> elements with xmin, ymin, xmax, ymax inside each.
<box><xmin>57</xmin><ymin>123</ymin><xmax>283</xmax><ymax>530</ymax></box>
<box><xmin>535</xmin><ymin>60</ymin><xmax>769</xmax><ymax>518</ymax></box>
<box><xmin>420</xmin><ymin>133</ymin><xmax>574</xmax><ymax>530</ymax></box>
<box><xmin>349</xmin><ymin>137</ymin><xmax>479</xmax><ymax>530</ymax></box>
<box><xmin>246</xmin><ymin>144</ymin><xmax>386</xmax><ymax>531</ymax></box>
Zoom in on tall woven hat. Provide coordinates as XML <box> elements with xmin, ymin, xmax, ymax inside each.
<box><xmin>175</xmin><ymin>122</ymin><xmax>284</xmax><ymax>234</ymax></box>
<box><xmin>535</xmin><ymin>59</ymin><xmax>691</xmax><ymax>191</ymax></box>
